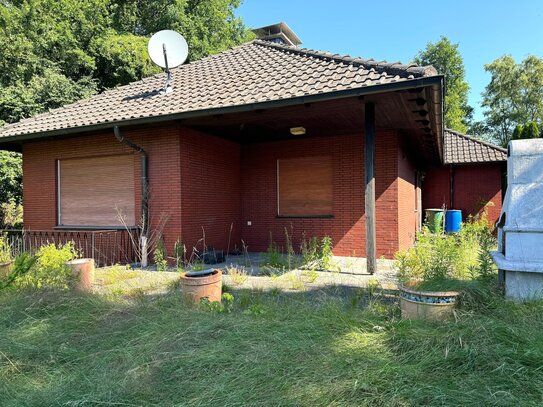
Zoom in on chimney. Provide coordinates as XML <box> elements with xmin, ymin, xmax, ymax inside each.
<box><xmin>252</xmin><ymin>22</ymin><xmax>302</xmax><ymax>46</ymax></box>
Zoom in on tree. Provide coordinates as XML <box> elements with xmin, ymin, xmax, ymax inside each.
<box><xmin>414</xmin><ymin>36</ymin><xmax>472</xmax><ymax>133</ymax></box>
<box><xmin>0</xmin><ymin>0</ymin><xmax>251</xmax><ymax>224</ymax></box>
<box><xmin>481</xmin><ymin>55</ymin><xmax>543</xmax><ymax>147</ymax></box>
<box><xmin>521</xmin><ymin>121</ymin><xmax>540</xmax><ymax>140</ymax></box>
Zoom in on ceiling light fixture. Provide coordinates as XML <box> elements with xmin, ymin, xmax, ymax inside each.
<box><xmin>290</xmin><ymin>126</ymin><xmax>306</xmax><ymax>136</ymax></box>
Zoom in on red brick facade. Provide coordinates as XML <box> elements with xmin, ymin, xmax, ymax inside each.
<box><xmin>423</xmin><ymin>163</ymin><xmax>504</xmax><ymax>226</ymax></box>
<box><xmin>22</xmin><ymin>123</ymin><xmax>422</xmax><ymax>260</ymax></box>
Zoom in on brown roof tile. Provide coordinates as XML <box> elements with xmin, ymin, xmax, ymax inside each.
<box><xmin>0</xmin><ymin>39</ymin><xmax>438</xmax><ymax>140</ymax></box>
<box><xmin>444</xmin><ymin>129</ymin><xmax>507</xmax><ymax>164</ymax></box>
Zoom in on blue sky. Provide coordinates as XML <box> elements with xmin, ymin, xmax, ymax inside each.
<box><xmin>237</xmin><ymin>0</ymin><xmax>543</xmax><ymax>122</ymax></box>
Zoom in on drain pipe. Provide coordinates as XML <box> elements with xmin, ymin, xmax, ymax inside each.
<box><xmin>113</xmin><ymin>125</ymin><xmax>149</xmax><ymax>267</ymax></box>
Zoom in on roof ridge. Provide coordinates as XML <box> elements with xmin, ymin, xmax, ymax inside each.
<box><xmin>253</xmin><ymin>39</ymin><xmax>438</xmax><ymax>78</ymax></box>
<box><xmin>445</xmin><ymin>128</ymin><xmax>507</xmax><ymax>153</ymax></box>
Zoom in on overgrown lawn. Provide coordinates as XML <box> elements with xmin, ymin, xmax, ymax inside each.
<box><xmin>1</xmin><ymin>282</ymin><xmax>543</xmax><ymax>406</ymax></box>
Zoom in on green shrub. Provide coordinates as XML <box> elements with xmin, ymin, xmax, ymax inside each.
<box><xmin>263</xmin><ymin>232</ymin><xmax>285</xmax><ymax>268</ymax></box>
<box><xmin>17</xmin><ymin>242</ymin><xmax>78</xmax><ymax>288</ymax></box>
<box><xmin>300</xmin><ymin>234</ymin><xmax>334</xmax><ymax>271</ymax></box>
<box><xmin>154</xmin><ymin>239</ymin><xmax>168</xmax><ymax>271</ymax></box>
<box><xmin>395</xmin><ymin>214</ymin><xmax>497</xmax><ymax>286</ymax></box>
<box><xmin>0</xmin><ymin>252</ymin><xmax>38</xmax><ymax>290</ymax></box>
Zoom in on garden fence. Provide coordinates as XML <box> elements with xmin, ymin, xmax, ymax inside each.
<box><xmin>1</xmin><ymin>229</ymin><xmax>140</xmax><ymax>267</ymax></box>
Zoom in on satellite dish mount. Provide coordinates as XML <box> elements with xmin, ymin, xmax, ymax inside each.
<box><xmin>148</xmin><ymin>30</ymin><xmax>189</xmax><ymax>94</ymax></box>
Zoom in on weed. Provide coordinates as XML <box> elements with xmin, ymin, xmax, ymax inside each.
<box><xmin>286</xmin><ymin>273</ymin><xmax>305</xmax><ymax>291</ymax></box>
<box><xmin>302</xmin><ymin>269</ymin><xmax>318</xmax><ymax>283</ymax></box>
<box><xmin>319</xmin><ymin>235</ymin><xmax>334</xmax><ymax>271</ymax></box>
<box><xmin>269</xmin><ymin>287</ymin><xmax>282</xmax><ymax>297</ymax></box>
<box><xmin>243</xmin><ymin>303</ymin><xmax>266</xmax><ymax>316</ymax></box>
<box><xmin>173</xmin><ymin>239</ymin><xmax>185</xmax><ymax>270</ymax></box>
<box><xmin>263</xmin><ymin>232</ymin><xmax>285</xmax><ymax>268</ymax></box>
<box><xmin>153</xmin><ymin>239</ymin><xmax>168</xmax><ymax>271</ymax></box>
<box><xmin>16</xmin><ymin>242</ymin><xmax>78</xmax><ymax>288</ymax></box>
<box><xmin>226</xmin><ymin>265</ymin><xmax>248</xmax><ymax>286</ymax></box>
<box><xmin>199</xmin><ymin>293</ymin><xmax>234</xmax><ymax>313</ymax></box>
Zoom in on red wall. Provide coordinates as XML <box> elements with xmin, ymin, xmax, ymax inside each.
<box><xmin>179</xmin><ymin>129</ymin><xmax>242</xmax><ymax>257</ymax></box>
<box><xmin>423</xmin><ymin>163</ymin><xmax>503</xmax><ymax>226</ymax></box>
<box><xmin>23</xmin><ymin>123</ymin><xmax>184</xmax><ymax>257</ymax></box>
<box><xmin>22</xmin><ymin>124</ymin><xmax>419</xmax><ymax>260</ymax></box>
<box><xmin>240</xmin><ymin>130</ymin><xmax>413</xmax><ymax>258</ymax></box>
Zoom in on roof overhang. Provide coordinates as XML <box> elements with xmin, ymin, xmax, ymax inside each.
<box><xmin>0</xmin><ymin>75</ymin><xmax>444</xmax><ymax>158</ymax></box>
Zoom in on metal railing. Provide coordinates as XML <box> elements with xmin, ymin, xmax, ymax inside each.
<box><xmin>1</xmin><ymin>229</ymin><xmax>140</xmax><ymax>267</ymax></box>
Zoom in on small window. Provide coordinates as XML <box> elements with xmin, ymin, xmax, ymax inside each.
<box><xmin>277</xmin><ymin>156</ymin><xmax>333</xmax><ymax>217</ymax></box>
<box><xmin>58</xmin><ymin>155</ymin><xmax>136</xmax><ymax>227</ymax></box>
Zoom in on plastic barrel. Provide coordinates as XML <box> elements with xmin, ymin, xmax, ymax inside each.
<box><xmin>445</xmin><ymin>210</ymin><xmax>462</xmax><ymax>233</ymax></box>
<box><xmin>425</xmin><ymin>209</ymin><xmax>444</xmax><ymax>233</ymax></box>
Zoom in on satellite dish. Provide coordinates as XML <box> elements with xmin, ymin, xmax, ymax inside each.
<box><xmin>148</xmin><ymin>30</ymin><xmax>189</xmax><ymax>93</ymax></box>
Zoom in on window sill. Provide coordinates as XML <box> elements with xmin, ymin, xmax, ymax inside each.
<box><xmin>276</xmin><ymin>215</ymin><xmax>334</xmax><ymax>219</ymax></box>
<box><xmin>55</xmin><ymin>225</ymin><xmax>138</xmax><ymax>231</ymax></box>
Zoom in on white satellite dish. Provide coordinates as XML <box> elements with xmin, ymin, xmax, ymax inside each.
<box><xmin>148</xmin><ymin>30</ymin><xmax>189</xmax><ymax>93</ymax></box>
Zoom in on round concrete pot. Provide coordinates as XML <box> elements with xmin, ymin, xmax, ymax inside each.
<box><xmin>66</xmin><ymin>258</ymin><xmax>95</xmax><ymax>292</ymax></box>
<box><xmin>180</xmin><ymin>269</ymin><xmax>222</xmax><ymax>304</ymax></box>
<box><xmin>399</xmin><ymin>284</ymin><xmax>460</xmax><ymax>321</ymax></box>
<box><xmin>0</xmin><ymin>260</ymin><xmax>14</xmax><ymax>279</ymax></box>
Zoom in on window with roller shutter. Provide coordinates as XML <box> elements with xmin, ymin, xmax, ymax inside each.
<box><xmin>57</xmin><ymin>155</ymin><xmax>136</xmax><ymax>227</ymax></box>
<box><xmin>277</xmin><ymin>156</ymin><xmax>333</xmax><ymax>217</ymax></box>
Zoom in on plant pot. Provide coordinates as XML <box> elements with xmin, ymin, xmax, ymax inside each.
<box><xmin>0</xmin><ymin>260</ymin><xmax>14</xmax><ymax>279</ymax></box>
<box><xmin>180</xmin><ymin>269</ymin><xmax>222</xmax><ymax>304</ymax></box>
<box><xmin>66</xmin><ymin>258</ymin><xmax>95</xmax><ymax>292</ymax></box>
<box><xmin>399</xmin><ymin>284</ymin><xmax>460</xmax><ymax>321</ymax></box>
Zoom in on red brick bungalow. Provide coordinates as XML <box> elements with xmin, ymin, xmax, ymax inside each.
<box><xmin>0</xmin><ymin>26</ymin><xmax>502</xmax><ymax>269</ymax></box>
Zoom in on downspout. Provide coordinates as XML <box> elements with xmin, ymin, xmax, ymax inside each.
<box><xmin>113</xmin><ymin>125</ymin><xmax>149</xmax><ymax>267</ymax></box>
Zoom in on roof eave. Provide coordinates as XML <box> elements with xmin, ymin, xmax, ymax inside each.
<box><xmin>0</xmin><ymin>75</ymin><xmax>445</xmax><ymax>151</ymax></box>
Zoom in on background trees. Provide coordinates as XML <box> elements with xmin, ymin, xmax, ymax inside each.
<box><xmin>0</xmin><ymin>0</ymin><xmax>250</xmax><ymax>227</ymax></box>
<box><xmin>481</xmin><ymin>55</ymin><xmax>543</xmax><ymax>146</ymax></box>
<box><xmin>413</xmin><ymin>36</ymin><xmax>472</xmax><ymax>133</ymax></box>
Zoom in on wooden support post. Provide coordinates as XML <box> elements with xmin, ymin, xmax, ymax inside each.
<box><xmin>365</xmin><ymin>102</ymin><xmax>377</xmax><ymax>275</ymax></box>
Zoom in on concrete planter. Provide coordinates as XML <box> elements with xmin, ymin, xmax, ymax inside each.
<box><xmin>399</xmin><ymin>284</ymin><xmax>460</xmax><ymax>321</ymax></box>
<box><xmin>0</xmin><ymin>260</ymin><xmax>14</xmax><ymax>279</ymax></box>
<box><xmin>66</xmin><ymin>258</ymin><xmax>95</xmax><ymax>292</ymax></box>
<box><xmin>180</xmin><ymin>269</ymin><xmax>222</xmax><ymax>304</ymax></box>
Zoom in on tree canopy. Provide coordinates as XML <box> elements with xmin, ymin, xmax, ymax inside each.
<box><xmin>0</xmin><ymin>0</ymin><xmax>251</xmax><ymax>225</ymax></box>
<box><xmin>481</xmin><ymin>55</ymin><xmax>543</xmax><ymax>147</ymax></box>
<box><xmin>413</xmin><ymin>36</ymin><xmax>472</xmax><ymax>133</ymax></box>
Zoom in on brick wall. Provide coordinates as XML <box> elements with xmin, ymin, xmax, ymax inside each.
<box><xmin>423</xmin><ymin>163</ymin><xmax>503</xmax><ymax>226</ymax></box>
<box><xmin>179</xmin><ymin>129</ymin><xmax>241</xmax><ymax>257</ymax></box>
<box><xmin>23</xmin><ymin>123</ymin><xmax>183</xmax><ymax>256</ymax></box>
<box><xmin>22</xmin><ymin>124</ymin><xmax>413</xmax><ymax>261</ymax></box>
<box><xmin>240</xmin><ymin>130</ymin><xmax>403</xmax><ymax>258</ymax></box>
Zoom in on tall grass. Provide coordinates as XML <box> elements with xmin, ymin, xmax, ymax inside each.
<box><xmin>1</xmin><ymin>280</ymin><xmax>543</xmax><ymax>406</ymax></box>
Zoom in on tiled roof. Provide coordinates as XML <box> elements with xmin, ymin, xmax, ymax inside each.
<box><xmin>444</xmin><ymin>129</ymin><xmax>507</xmax><ymax>164</ymax></box>
<box><xmin>0</xmin><ymin>39</ymin><xmax>438</xmax><ymax>140</ymax></box>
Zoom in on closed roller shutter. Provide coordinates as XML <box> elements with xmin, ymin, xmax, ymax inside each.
<box><xmin>277</xmin><ymin>156</ymin><xmax>333</xmax><ymax>216</ymax></box>
<box><xmin>59</xmin><ymin>155</ymin><xmax>136</xmax><ymax>227</ymax></box>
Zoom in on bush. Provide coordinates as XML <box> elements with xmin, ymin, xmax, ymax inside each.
<box><xmin>154</xmin><ymin>239</ymin><xmax>168</xmax><ymax>271</ymax></box>
<box><xmin>16</xmin><ymin>242</ymin><xmax>78</xmax><ymax>288</ymax></box>
<box><xmin>395</xmin><ymin>214</ymin><xmax>497</xmax><ymax>286</ymax></box>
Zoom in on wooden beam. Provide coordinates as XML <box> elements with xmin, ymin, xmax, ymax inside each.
<box><xmin>365</xmin><ymin>102</ymin><xmax>377</xmax><ymax>274</ymax></box>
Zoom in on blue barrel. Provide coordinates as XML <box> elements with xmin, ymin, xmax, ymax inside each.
<box><xmin>445</xmin><ymin>210</ymin><xmax>462</xmax><ymax>233</ymax></box>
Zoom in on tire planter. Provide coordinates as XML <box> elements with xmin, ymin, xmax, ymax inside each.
<box><xmin>180</xmin><ymin>269</ymin><xmax>222</xmax><ymax>304</ymax></box>
<box><xmin>399</xmin><ymin>284</ymin><xmax>460</xmax><ymax>321</ymax></box>
<box><xmin>0</xmin><ymin>261</ymin><xmax>14</xmax><ymax>279</ymax></box>
<box><xmin>66</xmin><ymin>258</ymin><xmax>95</xmax><ymax>292</ymax></box>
